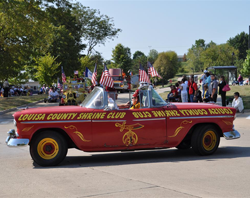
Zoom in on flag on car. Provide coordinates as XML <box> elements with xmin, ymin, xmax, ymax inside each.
<box><xmin>139</xmin><ymin>64</ymin><xmax>150</xmax><ymax>83</ymax></box>
<box><xmin>85</xmin><ymin>67</ymin><xmax>93</xmax><ymax>80</ymax></box>
<box><xmin>74</xmin><ymin>70</ymin><xmax>78</xmax><ymax>75</ymax></box>
<box><xmin>61</xmin><ymin>66</ymin><xmax>66</xmax><ymax>83</ymax></box>
<box><xmin>92</xmin><ymin>63</ymin><xmax>98</xmax><ymax>86</ymax></box>
<box><xmin>147</xmin><ymin>62</ymin><xmax>162</xmax><ymax>78</ymax></box>
<box><xmin>100</xmin><ymin>64</ymin><xmax>114</xmax><ymax>88</ymax></box>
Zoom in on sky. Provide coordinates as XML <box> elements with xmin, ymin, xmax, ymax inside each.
<box><xmin>78</xmin><ymin>0</ymin><xmax>250</xmax><ymax>60</ymax></box>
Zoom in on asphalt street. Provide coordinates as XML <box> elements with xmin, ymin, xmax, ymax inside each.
<box><xmin>0</xmin><ymin>94</ymin><xmax>249</xmax><ymax>198</ymax></box>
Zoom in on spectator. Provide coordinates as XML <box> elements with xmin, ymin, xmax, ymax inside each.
<box><xmin>205</xmin><ymin>72</ymin><xmax>211</xmax><ymax>87</ymax></box>
<box><xmin>208</xmin><ymin>74</ymin><xmax>218</xmax><ymax>103</ymax></box>
<box><xmin>180</xmin><ymin>78</ymin><xmax>188</xmax><ymax>102</ymax></box>
<box><xmin>237</xmin><ymin>74</ymin><xmax>243</xmax><ymax>85</ymax></box>
<box><xmin>232</xmin><ymin>92</ymin><xmax>244</xmax><ymax>113</ymax></box>
<box><xmin>3</xmin><ymin>79</ymin><xmax>10</xmax><ymax>97</ymax></box>
<box><xmin>175</xmin><ymin>82</ymin><xmax>181</xmax><ymax>102</ymax></box>
<box><xmin>188</xmin><ymin>75</ymin><xmax>198</xmax><ymax>102</ymax></box>
<box><xmin>200</xmin><ymin>70</ymin><xmax>208</xmax><ymax>92</ymax></box>
<box><xmin>218</xmin><ymin>76</ymin><xmax>227</xmax><ymax>106</ymax></box>
<box><xmin>168</xmin><ymin>85</ymin><xmax>178</xmax><ymax>102</ymax></box>
<box><xmin>202</xmin><ymin>84</ymin><xmax>210</xmax><ymax>103</ymax></box>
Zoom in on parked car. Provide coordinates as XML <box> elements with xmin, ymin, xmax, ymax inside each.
<box><xmin>6</xmin><ymin>85</ymin><xmax>240</xmax><ymax>166</ymax></box>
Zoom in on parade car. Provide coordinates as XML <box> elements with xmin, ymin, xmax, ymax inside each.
<box><xmin>59</xmin><ymin>81</ymin><xmax>87</xmax><ymax>106</ymax></box>
<box><xmin>6</xmin><ymin>86</ymin><xmax>240</xmax><ymax>166</ymax></box>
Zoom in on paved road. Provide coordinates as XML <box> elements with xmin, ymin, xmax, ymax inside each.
<box><xmin>0</xmin><ymin>98</ymin><xmax>250</xmax><ymax>197</ymax></box>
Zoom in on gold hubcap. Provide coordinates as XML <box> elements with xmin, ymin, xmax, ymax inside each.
<box><xmin>202</xmin><ymin>131</ymin><xmax>217</xmax><ymax>151</ymax></box>
<box><xmin>37</xmin><ymin>138</ymin><xmax>59</xmax><ymax>160</ymax></box>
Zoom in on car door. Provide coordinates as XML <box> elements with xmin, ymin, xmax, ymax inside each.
<box><xmin>91</xmin><ymin>109</ymin><xmax>129</xmax><ymax>150</ymax></box>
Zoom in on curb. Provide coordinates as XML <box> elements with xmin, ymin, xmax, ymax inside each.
<box><xmin>0</xmin><ymin>99</ymin><xmax>44</xmax><ymax>115</ymax></box>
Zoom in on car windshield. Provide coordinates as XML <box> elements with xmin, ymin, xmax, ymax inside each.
<box><xmin>151</xmin><ymin>88</ymin><xmax>167</xmax><ymax>107</ymax></box>
<box><xmin>112</xmin><ymin>76</ymin><xmax>123</xmax><ymax>81</ymax></box>
<box><xmin>81</xmin><ymin>87</ymin><xmax>104</xmax><ymax>109</ymax></box>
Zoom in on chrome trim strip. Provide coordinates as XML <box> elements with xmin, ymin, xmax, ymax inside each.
<box><xmin>92</xmin><ymin>120</ymin><xmax>126</xmax><ymax>122</ymax></box>
<box><xmin>169</xmin><ymin>116</ymin><xmax>234</xmax><ymax>120</ymax></box>
<box><xmin>133</xmin><ymin>118</ymin><xmax>166</xmax><ymax>122</ymax></box>
<box><xmin>20</xmin><ymin>120</ymin><xmax>91</xmax><ymax>124</ymax></box>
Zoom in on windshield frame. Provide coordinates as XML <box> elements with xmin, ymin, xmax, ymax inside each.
<box><xmin>80</xmin><ymin>87</ymin><xmax>107</xmax><ymax>109</ymax></box>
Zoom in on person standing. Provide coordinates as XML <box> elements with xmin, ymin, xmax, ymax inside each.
<box><xmin>205</xmin><ymin>72</ymin><xmax>211</xmax><ymax>87</ymax></box>
<box><xmin>180</xmin><ymin>78</ymin><xmax>188</xmax><ymax>102</ymax></box>
<box><xmin>3</xmin><ymin>79</ymin><xmax>9</xmax><ymax>97</ymax></box>
<box><xmin>200</xmin><ymin>70</ymin><xmax>208</xmax><ymax>93</ymax></box>
<box><xmin>218</xmin><ymin>76</ymin><xmax>227</xmax><ymax>106</ymax></box>
<box><xmin>208</xmin><ymin>74</ymin><xmax>218</xmax><ymax>103</ymax></box>
<box><xmin>188</xmin><ymin>75</ymin><xmax>198</xmax><ymax>102</ymax></box>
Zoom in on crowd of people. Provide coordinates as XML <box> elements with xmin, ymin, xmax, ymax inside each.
<box><xmin>167</xmin><ymin>70</ymin><xmax>244</xmax><ymax>112</ymax></box>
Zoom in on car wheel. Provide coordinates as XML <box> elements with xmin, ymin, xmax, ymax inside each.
<box><xmin>191</xmin><ymin>125</ymin><xmax>220</xmax><ymax>155</ymax></box>
<box><xmin>30</xmin><ymin>131</ymin><xmax>68</xmax><ymax>166</ymax></box>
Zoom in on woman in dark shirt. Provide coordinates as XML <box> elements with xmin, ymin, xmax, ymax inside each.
<box><xmin>218</xmin><ymin>76</ymin><xmax>227</xmax><ymax>106</ymax></box>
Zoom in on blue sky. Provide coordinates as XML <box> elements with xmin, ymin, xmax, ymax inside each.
<box><xmin>79</xmin><ymin>0</ymin><xmax>250</xmax><ymax>60</ymax></box>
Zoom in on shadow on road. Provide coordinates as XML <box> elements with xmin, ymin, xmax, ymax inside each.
<box><xmin>33</xmin><ymin>146</ymin><xmax>250</xmax><ymax>169</ymax></box>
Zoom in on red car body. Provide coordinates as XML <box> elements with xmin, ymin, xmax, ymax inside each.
<box><xmin>6</xmin><ymin>86</ymin><xmax>240</xmax><ymax>166</ymax></box>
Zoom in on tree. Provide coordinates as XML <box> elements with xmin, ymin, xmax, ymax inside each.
<box><xmin>228</xmin><ymin>32</ymin><xmax>249</xmax><ymax>60</ymax></box>
<box><xmin>132</xmin><ymin>51</ymin><xmax>147</xmax><ymax>74</ymax></box>
<box><xmin>242</xmin><ymin>50</ymin><xmax>250</xmax><ymax>77</ymax></box>
<box><xmin>148</xmin><ymin>49</ymin><xmax>158</xmax><ymax>63</ymax></box>
<box><xmin>186</xmin><ymin>39</ymin><xmax>207</xmax><ymax>72</ymax></box>
<box><xmin>73</xmin><ymin>3</ymin><xmax>121</xmax><ymax>55</ymax></box>
<box><xmin>79</xmin><ymin>53</ymin><xmax>104</xmax><ymax>83</ymax></box>
<box><xmin>0</xmin><ymin>0</ymin><xmax>54</xmax><ymax>80</ymax></box>
<box><xmin>111</xmin><ymin>44</ymin><xmax>132</xmax><ymax>73</ymax></box>
<box><xmin>200</xmin><ymin>43</ymin><xmax>239</xmax><ymax>68</ymax></box>
<box><xmin>153</xmin><ymin>51</ymin><xmax>179</xmax><ymax>83</ymax></box>
<box><xmin>35</xmin><ymin>54</ymin><xmax>61</xmax><ymax>86</ymax></box>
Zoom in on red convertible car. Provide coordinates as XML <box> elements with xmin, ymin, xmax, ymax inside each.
<box><xmin>6</xmin><ymin>86</ymin><xmax>240</xmax><ymax>166</ymax></box>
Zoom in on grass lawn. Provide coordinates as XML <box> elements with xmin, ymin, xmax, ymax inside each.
<box><xmin>159</xmin><ymin>91</ymin><xmax>169</xmax><ymax>101</ymax></box>
<box><xmin>0</xmin><ymin>95</ymin><xmax>46</xmax><ymax>111</ymax></box>
<box><xmin>227</xmin><ymin>85</ymin><xmax>250</xmax><ymax>109</ymax></box>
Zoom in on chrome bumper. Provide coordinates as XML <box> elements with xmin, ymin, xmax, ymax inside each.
<box><xmin>5</xmin><ymin>129</ymin><xmax>29</xmax><ymax>147</ymax></box>
<box><xmin>223</xmin><ymin>129</ymin><xmax>241</xmax><ymax>140</ymax></box>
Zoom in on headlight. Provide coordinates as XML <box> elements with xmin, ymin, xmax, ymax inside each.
<box><xmin>62</xmin><ymin>95</ymin><xmax>66</xmax><ymax>99</ymax></box>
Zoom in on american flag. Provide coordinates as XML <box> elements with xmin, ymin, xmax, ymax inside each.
<box><xmin>147</xmin><ymin>62</ymin><xmax>162</xmax><ymax>78</ymax></box>
<box><xmin>139</xmin><ymin>64</ymin><xmax>150</xmax><ymax>83</ymax></box>
<box><xmin>61</xmin><ymin>66</ymin><xmax>66</xmax><ymax>83</ymax></box>
<box><xmin>74</xmin><ymin>70</ymin><xmax>78</xmax><ymax>75</ymax></box>
<box><xmin>92</xmin><ymin>63</ymin><xmax>97</xmax><ymax>86</ymax></box>
<box><xmin>100</xmin><ymin>64</ymin><xmax>114</xmax><ymax>88</ymax></box>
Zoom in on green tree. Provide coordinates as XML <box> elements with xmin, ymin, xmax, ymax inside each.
<box><xmin>111</xmin><ymin>44</ymin><xmax>132</xmax><ymax>73</ymax></box>
<box><xmin>0</xmin><ymin>0</ymin><xmax>54</xmax><ymax>80</ymax></box>
<box><xmin>35</xmin><ymin>53</ymin><xmax>61</xmax><ymax>86</ymax></box>
<box><xmin>228</xmin><ymin>32</ymin><xmax>249</xmax><ymax>60</ymax></box>
<box><xmin>79</xmin><ymin>53</ymin><xmax>104</xmax><ymax>83</ymax></box>
<box><xmin>132</xmin><ymin>51</ymin><xmax>147</xmax><ymax>74</ymax></box>
<box><xmin>73</xmin><ymin>3</ymin><xmax>121</xmax><ymax>56</ymax></box>
<box><xmin>186</xmin><ymin>39</ymin><xmax>207</xmax><ymax>72</ymax></box>
<box><xmin>153</xmin><ymin>51</ymin><xmax>179</xmax><ymax>83</ymax></box>
<box><xmin>242</xmin><ymin>50</ymin><xmax>250</xmax><ymax>77</ymax></box>
<box><xmin>148</xmin><ymin>49</ymin><xmax>158</xmax><ymax>63</ymax></box>
<box><xmin>200</xmin><ymin>43</ymin><xmax>239</xmax><ymax>68</ymax></box>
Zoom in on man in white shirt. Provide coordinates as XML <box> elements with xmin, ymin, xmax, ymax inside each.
<box><xmin>180</xmin><ymin>78</ymin><xmax>188</xmax><ymax>102</ymax></box>
<box><xmin>232</xmin><ymin>92</ymin><xmax>244</xmax><ymax>113</ymax></box>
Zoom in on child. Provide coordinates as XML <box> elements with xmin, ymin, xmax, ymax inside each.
<box><xmin>202</xmin><ymin>85</ymin><xmax>210</xmax><ymax>103</ymax></box>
